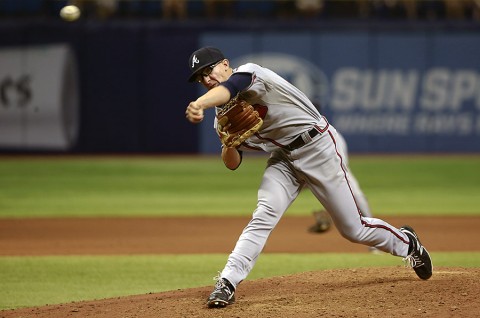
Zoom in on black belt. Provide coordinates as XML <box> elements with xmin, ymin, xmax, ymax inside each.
<box><xmin>283</xmin><ymin>127</ymin><xmax>320</xmax><ymax>151</ymax></box>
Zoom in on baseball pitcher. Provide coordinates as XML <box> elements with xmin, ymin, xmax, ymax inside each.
<box><xmin>185</xmin><ymin>47</ymin><xmax>432</xmax><ymax>308</ymax></box>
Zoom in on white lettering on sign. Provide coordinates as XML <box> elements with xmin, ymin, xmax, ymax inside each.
<box><xmin>330</xmin><ymin>68</ymin><xmax>358</xmax><ymax>111</ymax></box>
<box><xmin>232</xmin><ymin>52</ymin><xmax>479</xmax><ymax>141</ymax></box>
<box><xmin>419</xmin><ymin>69</ymin><xmax>479</xmax><ymax>111</ymax></box>
<box><xmin>450</xmin><ymin>70</ymin><xmax>478</xmax><ymax>110</ymax></box>
<box><xmin>419</xmin><ymin>68</ymin><xmax>450</xmax><ymax>111</ymax></box>
<box><xmin>414</xmin><ymin>113</ymin><xmax>473</xmax><ymax>135</ymax></box>
<box><xmin>333</xmin><ymin>114</ymin><xmax>410</xmax><ymax>135</ymax></box>
<box><xmin>332</xmin><ymin>67</ymin><xmax>480</xmax><ymax>112</ymax></box>
<box><xmin>331</xmin><ymin>68</ymin><xmax>418</xmax><ymax>111</ymax></box>
<box><xmin>335</xmin><ymin>113</ymin><xmax>477</xmax><ymax>135</ymax></box>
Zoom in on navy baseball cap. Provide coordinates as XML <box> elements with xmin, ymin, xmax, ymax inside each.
<box><xmin>188</xmin><ymin>47</ymin><xmax>225</xmax><ymax>82</ymax></box>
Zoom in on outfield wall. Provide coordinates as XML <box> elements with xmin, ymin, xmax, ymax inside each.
<box><xmin>0</xmin><ymin>20</ymin><xmax>479</xmax><ymax>154</ymax></box>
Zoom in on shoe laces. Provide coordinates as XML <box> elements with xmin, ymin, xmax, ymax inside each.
<box><xmin>213</xmin><ymin>272</ymin><xmax>222</xmax><ymax>284</ymax></box>
<box><xmin>403</xmin><ymin>254</ymin><xmax>421</xmax><ymax>268</ymax></box>
<box><xmin>402</xmin><ymin>244</ymin><xmax>425</xmax><ymax>269</ymax></box>
<box><xmin>212</xmin><ymin>273</ymin><xmax>231</xmax><ymax>293</ymax></box>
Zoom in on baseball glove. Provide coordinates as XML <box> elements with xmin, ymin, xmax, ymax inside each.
<box><xmin>308</xmin><ymin>210</ymin><xmax>332</xmax><ymax>233</ymax></box>
<box><xmin>216</xmin><ymin>95</ymin><xmax>263</xmax><ymax>148</ymax></box>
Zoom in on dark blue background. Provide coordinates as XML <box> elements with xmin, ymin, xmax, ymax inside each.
<box><xmin>0</xmin><ymin>20</ymin><xmax>479</xmax><ymax>154</ymax></box>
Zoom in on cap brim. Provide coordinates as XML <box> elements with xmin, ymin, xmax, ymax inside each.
<box><xmin>188</xmin><ymin>70</ymin><xmax>201</xmax><ymax>82</ymax></box>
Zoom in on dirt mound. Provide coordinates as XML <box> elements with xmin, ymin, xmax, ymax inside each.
<box><xmin>2</xmin><ymin>267</ymin><xmax>478</xmax><ymax>318</ymax></box>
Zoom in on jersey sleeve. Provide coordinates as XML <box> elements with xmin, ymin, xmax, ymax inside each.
<box><xmin>220</xmin><ymin>72</ymin><xmax>253</xmax><ymax>97</ymax></box>
<box><xmin>235</xmin><ymin>63</ymin><xmax>267</xmax><ymax>100</ymax></box>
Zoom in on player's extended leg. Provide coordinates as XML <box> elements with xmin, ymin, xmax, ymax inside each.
<box><xmin>334</xmin><ymin>131</ymin><xmax>372</xmax><ymax>218</ymax></box>
<box><xmin>346</xmin><ymin>171</ymin><xmax>372</xmax><ymax>218</ymax></box>
<box><xmin>300</xmin><ymin>128</ymin><xmax>410</xmax><ymax>257</ymax></box>
<box><xmin>301</xmin><ymin>128</ymin><xmax>431</xmax><ymax>280</ymax></box>
<box><xmin>308</xmin><ymin>140</ymin><xmax>372</xmax><ymax>234</ymax></box>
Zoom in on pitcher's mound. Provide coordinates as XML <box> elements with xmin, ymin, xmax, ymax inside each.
<box><xmin>3</xmin><ymin>266</ymin><xmax>478</xmax><ymax>318</ymax></box>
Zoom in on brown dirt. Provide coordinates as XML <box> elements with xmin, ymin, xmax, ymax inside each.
<box><xmin>1</xmin><ymin>215</ymin><xmax>479</xmax><ymax>318</ymax></box>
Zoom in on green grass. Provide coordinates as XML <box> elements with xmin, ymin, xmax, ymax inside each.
<box><xmin>1</xmin><ymin>252</ymin><xmax>479</xmax><ymax>310</ymax></box>
<box><xmin>348</xmin><ymin>156</ymin><xmax>480</xmax><ymax>215</ymax></box>
<box><xmin>0</xmin><ymin>155</ymin><xmax>479</xmax><ymax>217</ymax></box>
<box><xmin>1</xmin><ymin>155</ymin><xmax>479</xmax><ymax>310</ymax></box>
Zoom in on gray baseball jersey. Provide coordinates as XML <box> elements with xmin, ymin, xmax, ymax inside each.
<box><xmin>216</xmin><ymin>63</ymin><xmax>324</xmax><ymax>152</ymax></box>
<box><xmin>216</xmin><ymin>62</ymin><xmax>410</xmax><ymax>287</ymax></box>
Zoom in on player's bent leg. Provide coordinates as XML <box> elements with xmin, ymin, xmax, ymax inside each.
<box><xmin>305</xmin><ymin>134</ymin><xmax>411</xmax><ymax>257</ymax></box>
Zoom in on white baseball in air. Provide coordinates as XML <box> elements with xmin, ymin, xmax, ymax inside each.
<box><xmin>60</xmin><ymin>5</ymin><xmax>81</xmax><ymax>22</ymax></box>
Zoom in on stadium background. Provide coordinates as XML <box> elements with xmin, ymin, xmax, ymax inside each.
<box><xmin>1</xmin><ymin>1</ymin><xmax>480</xmax><ymax>317</ymax></box>
<box><xmin>0</xmin><ymin>0</ymin><xmax>479</xmax><ymax>154</ymax></box>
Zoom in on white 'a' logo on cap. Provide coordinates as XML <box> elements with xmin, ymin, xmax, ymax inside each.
<box><xmin>191</xmin><ymin>55</ymin><xmax>199</xmax><ymax>68</ymax></box>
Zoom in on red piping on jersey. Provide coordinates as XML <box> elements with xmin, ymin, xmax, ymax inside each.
<box><xmin>328</xmin><ymin>130</ymin><xmax>409</xmax><ymax>245</ymax></box>
<box><xmin>253</xmin><ymin>120</ymin><xmax>330</xmax><ymax>149</ymax></box>
<box><xmin>313</xmin><ymin>122</ymin><xmax>329</xmax><ymax>134</ymax></box>
<box><xmin>253</xmin><ymin>133</ymin><xmax>284</xmax><ymax>148</ymax></box>
<box><xmin>241</xmin><ymin>143</ymin><xmax>263</xmax><ymax>151</ymax></box>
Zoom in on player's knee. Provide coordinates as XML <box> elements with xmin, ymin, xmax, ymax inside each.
<box><xmin>254</xmin><ymin>201</ymin><xmax>284</xmax><ymax>219</ymax></box>
<box><xmin>337</xmin><ymin>224</ymin><xmax>365</xmax><ymax>243</ymax></box>
<box><xmin>246</xmin><ymin>205</ymin><xmax>280</xmax><ymax>233</ymax></box>
<box><xmin>340</xmin><ymin>232</ymin><xmax>362</xmax><ymax>244</ymax></box>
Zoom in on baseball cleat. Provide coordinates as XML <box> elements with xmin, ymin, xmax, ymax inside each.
<box><xmin>400</xmin><ymin>225</ymin><xmax>433</xmax><ymax>280</ymax></box>
<box><xmin>206</xmin><ymin>276</ymin><xmax>235</xmax><ymax>308</ymax></box>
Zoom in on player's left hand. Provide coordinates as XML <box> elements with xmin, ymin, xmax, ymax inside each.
<box><xmin>308</xmin><ymin>210</ymin><xmax>332</xmax><ymax>233</ymax></box>
<box><xmin>216</xmin><ymin>97</ymin><xmax>263</xmax><ymax>148</ymax></box>
<box><xmin>186</xmin><ymin>101</ymin><xmax>204</xmax><ymax>123</ymax></box>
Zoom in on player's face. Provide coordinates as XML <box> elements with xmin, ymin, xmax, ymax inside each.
<box><xmin>197</xmin><ymin>59</ymin><xmax>229</xmax><ymax>90</ymax></box>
